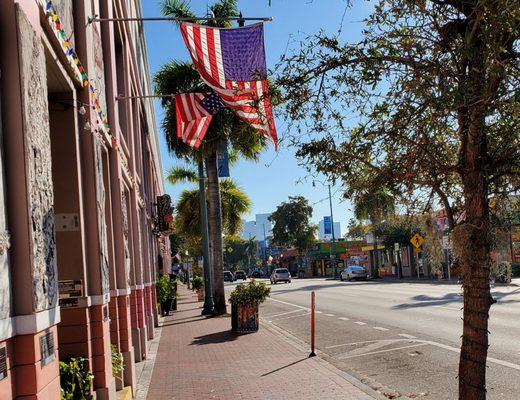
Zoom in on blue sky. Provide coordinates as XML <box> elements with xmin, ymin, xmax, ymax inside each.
<box><xmin>142</xmin><ymin>0</ymin><xmax>372</xmax><ymax>235</ymax></box>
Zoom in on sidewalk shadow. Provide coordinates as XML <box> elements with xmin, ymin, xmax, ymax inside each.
<box><xmin>261</xmin><ymin>358</ymin><xmax>307</xmax><ymax>377</ymax></box>
<box><xmin>162</xmin><ymin>316</ymin><xmax>207</xmax><ymax>327</ymax></box>
<box><xmin>393</xmin><ymin>288</ymin><xmax>520</xmax><ymax>309</ymax></box>
<box><xmin>190</xmin><ymin>330</ymin><xmax>238</xmax><ymax>345</ymax></box>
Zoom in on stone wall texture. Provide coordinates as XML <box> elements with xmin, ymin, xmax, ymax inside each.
<box><xmin>17</xmin><ymin>8</ymin><xmax>58</xmax><ymax>312</ymax></box>
<box><xmin>121</xmin><ymin>190</ymin><xmax>131</xmax><ymax>287</ymax></box>
<box><xmin>94</xmin><ymin>137</ymin><xmax>110</xmax><ymax>295</ymax></box>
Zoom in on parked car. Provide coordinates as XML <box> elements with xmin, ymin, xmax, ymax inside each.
<box><xmin>270</xmin><ymin>268</ymin><xmax>291</xmax><ymax>284</ymax></box>
<box><xmin>234</xmin><ymin>270</ymin><xmax>247</xmax><ymax>280</ymax></box>
<box><xmin>250</xmin><ymin>270</ymin><xmax>261</xmax><ymax>279</ymax></box>
<box><xmin>340</xmin><ymin>266</ymin><xmax>369</xmax><ymax>281</ymax></box>
<box><xmin>223</xmin><ymin>271</ymin><xmax>235</xmax><ymax>282</ymax></box>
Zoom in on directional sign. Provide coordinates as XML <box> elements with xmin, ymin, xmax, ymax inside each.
<box><xmin>411</xmin><ymin>233</ymin><xmax>425</xmax><ymax>249</ymax></box>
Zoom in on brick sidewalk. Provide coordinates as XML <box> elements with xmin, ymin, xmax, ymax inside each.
<box><xmin>145</xmin><ymin>286</ymin><xmax>376</xmax><ymax>400</ymax></box>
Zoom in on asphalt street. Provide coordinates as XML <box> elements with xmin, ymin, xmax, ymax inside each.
<box><xmin>226</xmin><ymin>278</ymin><xmax>520</xmax><ymax>399</ymax></box>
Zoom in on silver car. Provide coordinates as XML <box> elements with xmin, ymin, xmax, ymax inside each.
<box><xmin>270</xmin><ymin>268</ymin><xmax>291</xmax><ymax>284</ymax></box>
<box><xmin>340</xmin><ymin>266</ymin><xmax>368</xmax><ymax>281</ymax></box>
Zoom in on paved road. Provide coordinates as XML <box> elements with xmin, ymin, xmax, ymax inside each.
<box><xmin>226</xmin><ymin>278</ymin><xmax>520</xmax><ymax>399</ymax></box>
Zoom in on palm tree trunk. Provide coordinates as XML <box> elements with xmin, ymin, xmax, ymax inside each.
<box><xmin>206</xmin><ymin>152</ymin><xmax>227</xmax><ymax>315</ymax></box>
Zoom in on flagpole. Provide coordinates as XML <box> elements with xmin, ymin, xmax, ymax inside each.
<box><xmin>87</xmin><ymin>15</ymin><xmax>273</xmax><ymax>25</ymax></box>
<box><xmin>199</xmin><ymin>161</ymin><xmax>215</xmax><ymax>315</ymax></box>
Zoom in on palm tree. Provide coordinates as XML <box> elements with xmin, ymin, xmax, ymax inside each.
<box><xmin>169</xmin><ymin>167</ymin><xmax>251</xmax><ymax>239</ymax></box>
<box><xmin>354</xmin><ymin>189</ymin><xmax>395</xmax><ymax>278</ymax></box>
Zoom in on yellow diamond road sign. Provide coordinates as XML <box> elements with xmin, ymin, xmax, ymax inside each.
<box><xmin>411</xmin><ymin>233</ymin><xmax>425</xmax><ymax>249</ymax></box>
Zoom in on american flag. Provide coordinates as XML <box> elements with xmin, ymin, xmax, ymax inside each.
<box><xmin>180</xmin><ymin>22</ymin><xmax>278</xmax><ymax>148</ymax></box>
<box><xmin>175</xmin><ymin>92</ymin><xmax>223</xmax><ymax>149</ymax></box>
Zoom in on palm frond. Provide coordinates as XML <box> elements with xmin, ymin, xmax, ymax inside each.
<box><xmin>167</xmin><ymin>166</ymin><xmax>198</xmax><ymax>185</ymax></box>
<box><xmin>161</xmin><ymin>0</ymin><xmax>197</xmax><ymax>21</ymax></box>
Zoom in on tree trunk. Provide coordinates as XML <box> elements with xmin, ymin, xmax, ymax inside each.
<box><xmin>206</xmin><ymin>152</ymin><xmax>227</xmax><ymax>315</ymax></box>
<box><xmin>457</xmin><ymin>102</ymin><xmax>493</xmax><ymax>399</ymax></box>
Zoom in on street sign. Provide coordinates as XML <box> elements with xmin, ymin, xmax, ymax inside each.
<box><xmin>394</xmin><ymin>243</ymin><xmax>400</xmax><ymax>251</ymax></box>
<box><xmin>324</xmin><ymin>216</ymin><xmax>332</xmax><ymax>235</ymax></box>
<box><xmin>411</xmin><ymin>233</ymin><xmax>425</xmax><ymax>249</ymax></box>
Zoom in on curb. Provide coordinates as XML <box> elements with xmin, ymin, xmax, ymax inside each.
<box><xmin>260</xmin><ymin>317</ymin><xmax>388</xmax><ymax>400</ymax></box>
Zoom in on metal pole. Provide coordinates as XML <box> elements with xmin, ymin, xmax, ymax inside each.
<box><xmin>198</xmin><ymin>161</ymin><xmax>214</xmax><ymax>315</ymax></box>
<box><xmin>263</xmin><ymin>223</ymin><xmax>267</xmax><ymax>273</ymax></box>
<box><xmin>87</xmin><ymin>15</ymin><xmax>273</xmax><ymax>25</ymax></box>
<box><xmin>310</xmin><ymin>291</ymin><xmax>316</xmax><ymax>357</ymax></box>
<box><xmin>116</xmin><ymin>94</ymin><xmax>175</xmax><ymax>100</ymax></box>
<box><xmin>328</xmin><ymin>185</ymin><xmax>336</xmax><ymax>279</ymax></box>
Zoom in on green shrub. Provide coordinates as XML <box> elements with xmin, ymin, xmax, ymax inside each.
<box><xmin>156</xmin><ymin>275</ymin><xmax>177</xmax><ymax>303</ymax></box>
<box><xmin>491</xmin><ymin>261</ymin><xmax>512</xmax><ymax>283</ymax></box>
<box><xmin>191</xmin><ymin>276</ymin><xmax>204</xmax><ymax>291</ymax></box>
<box><xmin>512</xmin><ymin>263</ymin><xmax>520</xmax><ymax>277</ymax></box>
<box><xmin>229</xmin><ymin>279</ymin><xmax>270</xmax><ymax>306</ymax></box>
<box><xmin>60</xmin><ymin>357</ymin><xmax>93</xmax><ymax>400</ymax></box>
<box><xmin>111</xmin><ymin>344</ymin><xmax>124</xmax><ymax>382</ymax></box>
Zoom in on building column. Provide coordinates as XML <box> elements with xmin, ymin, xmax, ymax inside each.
<box><xmin>0</xmin><ymin>3</ymin><xmax>61</xmax><ymax>398</ymax></box>
<box><xmin>73</xmin><ymin>1</ymin><xmax>116</xmax><ymax>398</ymax></box>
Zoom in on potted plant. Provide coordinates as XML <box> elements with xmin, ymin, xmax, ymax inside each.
<box><xmin>156</xmin><ymin>275</ymin><xmax>177</xmax><ymax>316</ymax></box>
<box><xmin>229</xmin><ymin>279</ymin><xmax>270</xmax><ymax>333</ymax></box>
<box><xmin>192</xmin><ymin>276</ymin><xmax>204</xmax><ymax>301</ymax></box>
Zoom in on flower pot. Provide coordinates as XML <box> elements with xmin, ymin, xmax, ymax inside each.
<box><xmin>161</xmin><ymin>299</ymin><xmax>173</xmax><ymax>316</ymax></box>
<box><xmin>231</xmin><ymin>303</ymin><xmax>259</xmax><ymax>333</ymax></box>
<box><xmin>197</xmin><ymin>289</ymin><xmax>204</xmax><ymax>301</ymax></box>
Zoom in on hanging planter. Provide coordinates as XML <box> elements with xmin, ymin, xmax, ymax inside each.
<box><xmin>229</xmin><ymin>280</ymin><xmax>270</xmax><ymax>333</ymax></box>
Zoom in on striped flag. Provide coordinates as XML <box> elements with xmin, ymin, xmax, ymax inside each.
<box><xmin>179</xmin><ymin>22</ymin><xmax>278</xmax><ymax>149</ymax></box>
<box><xmin>175</xmin><ymin>92</ymin><xmax>223</xmax><ymax>149</ymax></box>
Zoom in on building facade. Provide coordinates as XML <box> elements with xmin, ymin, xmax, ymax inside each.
<box><xmin>0</xmin><ymin>1</ymin><xmax>168</xmax><ymax>399</ymax></box>
<box><xmin>241</xmin><ymin>213</ymin><xmax>273</xmax><ymax>241</ymax></box>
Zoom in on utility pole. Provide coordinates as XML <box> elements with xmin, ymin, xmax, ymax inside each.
<box><xmin>198</xmin><ymin>161</ymin><xmax>214</xmax><ymax>315</ymax></box>
<box><xmin>263</xmin><ymin>223</ymin><xmax>268</xmax><ymax>273</ymax></box>
<box><xmin>328</xmin><ymin>185</ymin><xmax>337</xmax><ymax>279</ymax></box>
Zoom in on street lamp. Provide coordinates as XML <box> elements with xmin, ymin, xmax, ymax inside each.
<box><xmin>313</xmin><ymin>179</ymin><xmax>337</xmax><ymax>279</ymax></box>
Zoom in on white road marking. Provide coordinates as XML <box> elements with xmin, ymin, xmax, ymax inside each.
<box><xmin>337</xmin><ymin>343</ymin><xmax>428</xmax><ymax>360</ymax></box>
<box><xmin>399</xmin><ymin>333</ymin><xmax>417</xmax><ymax>339</ymax></box>
<box><xmin>327</xmin><ymin>338</ymin><xmax>520</xmax><ymax>371</ymax></box>
<box><xmin>374</xmin><ymin>327</ymin><xmax>389</xmax><ymax>331</ymax></box>
<box><xmin>354</xmin><ymin>321</ymin><xmax>366</xmax><ymax>325</ymax></box>
<box><xmin>434</xmin><ymin>305</ymin><xmax>461</xmax><ymax>311</ymax></box>
<box><xmin>338</xmin><ymin>317</ymin><xmax>350</xmax><ymax>321</ymax></box>
<box><xmin>315</xmin><ymin>311</ymin><xmax>323</xmax><ymax>314</ymax></box>
<box><xmin>325</xmin><ymin>313</ymin><xmax>335</xmax><ymax>317</ymax></box>
<box><xmin>267</xmin><ymin>297</ymin><xmax>309</xmax><ymax>311</ymax></box>
<box><xmin>263</xmin><ymin>309</ymin><xmax>304</xmax><ymax>318</ymax></box>
<box><xmin>326</xmin><ymin>339</ymin><xmax>397</xmax><ymax>349</ymax></box>
<box><xmin>272</xmin><ymin>312</ymin><xmax>310</xmax><ymax>321</ymax></box>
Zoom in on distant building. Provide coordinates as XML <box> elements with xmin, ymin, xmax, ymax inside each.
<box><xmin>318</xmin><ymin>218</ymin><xmax>341</xmax><ymax>241</ymax></box>
<box><xmin>241</xmin><ymin>213</ymin><xmax>273</xmax><ymax>242</ymax></box>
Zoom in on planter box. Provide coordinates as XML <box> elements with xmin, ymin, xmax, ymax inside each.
<box><xmin>161</xmin><ymin>299</ymin><xmax>173</xmax><ymax>316</ymax></box>
<box><xmin>161</xmin><ymin>298</ymin><xmax>177</xmax><ymax>316</ymax></box>
<box><xmin>197</xmin><ymin>289</ymin><xmax>204</xmax><ymax>301</ymax></box>
<box><xmin>231</xmin><ymin>303</ymin><xmax>259</xmax><ymax>333</ymax></box>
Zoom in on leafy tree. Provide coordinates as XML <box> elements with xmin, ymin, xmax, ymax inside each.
<box><xmin>269</xmin><ymin>196</ymin><xmax>317</xmax><ymax>255</ymax></box>
<box><xmin>346</xmin><ymin>218</ymin><xmax>366</xmax><ymax>239</ymax></box>
<box><xmin>278</xmin><ymin>1</ymin><xmax>519</xmax><ymax>397</ymax></box>
<box><xmin>354</xmin><ymin>189</ymin><xmax>395</xmax><ymax>277</ymax></box>
<box><xmin>155</xmin><ymin>0</ymin><xmax>268</xmax><ymax>314</ymax></box>
<box><xmin>224</xmin><ymin>237</ymin><xmax>258</xmax><ymax>271</ymax></box>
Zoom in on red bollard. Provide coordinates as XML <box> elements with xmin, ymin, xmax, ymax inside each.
<box><xmin>310</xmin><ymin>291</ymin><xmax>316</xmax><ymax>357</ymax></box>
